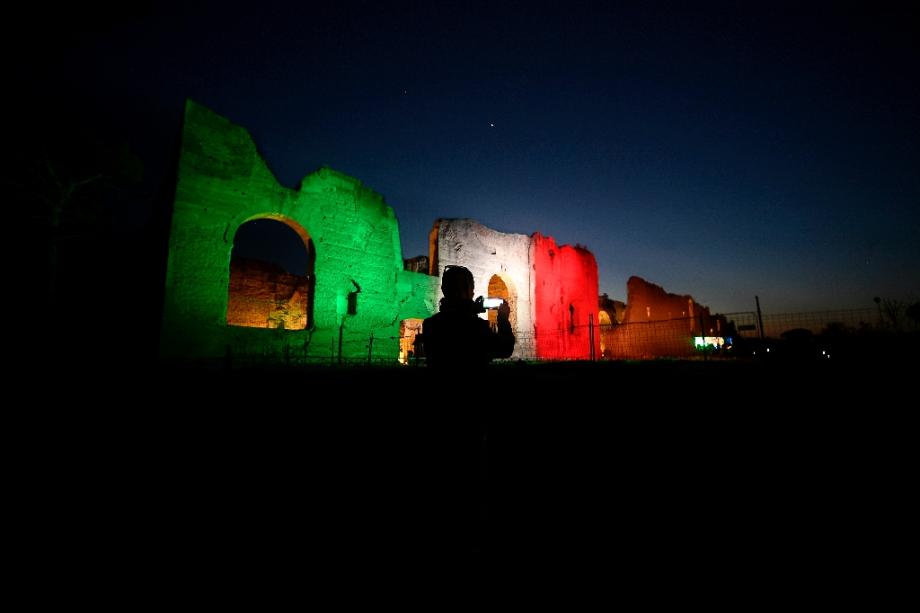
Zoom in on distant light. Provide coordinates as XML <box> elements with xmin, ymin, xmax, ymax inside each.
<box><xmin>490</xmin><ymin>123</ymin><xmax>495</xmax><ymax>127</ymax></box>
<box><xmin>766</xmin><ymin>348</ymin><xmax>770</xmax><ymax>352</ymax></box>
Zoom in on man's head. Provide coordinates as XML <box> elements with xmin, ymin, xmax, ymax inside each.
<box><xmin>441</xmin><ymin>265</ymin><xmax>474</xmax><ymax>301</ymax></box>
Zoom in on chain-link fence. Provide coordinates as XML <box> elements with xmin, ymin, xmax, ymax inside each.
<box><xmin>214</xmin><ymin>304</ymin><xmax>918</xmax><ymax>368</ymax></box>
<box><xmin>601</xmin><ymin>307</ymin><xmax>920</xmax><ymax>361</ymax></box>
<box><xmin>223</xmin><ymin>332</ymin><xmax>410</xmax><ymax>370</ymax></box>
<box><xmin>722</xmin><ymin>308</ymin><xmax>886</xmax><ymax>340</ymax></box>
<box><xmin>599</xmin><ymin>318</ymin><xmax>700</xmax><ymax>360</ymax></box>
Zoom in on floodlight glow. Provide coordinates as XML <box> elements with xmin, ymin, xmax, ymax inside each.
<box><xmin>694</xmin><ymin>336</ymin><xmax>725</xmax><ymax>349</ymax></box>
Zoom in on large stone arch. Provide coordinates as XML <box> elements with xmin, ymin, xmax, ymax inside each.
<box><xmin>430</xmin><ymin>218</ymin><xmax>534</xmax><ymax>359</ymax></box>
<box><xmin>227</xmin><ymin>214</ymin><xmax>316</xmax><ymax>330</ymax></box>
<box><xmin>486</xmin><ymin>272</ymin><xmax>519</xmax><ymax>332</ymax></box>
<box><xmin>160</xmin><ymin>100</ymin><xmax>437</xmax><ymax>364</ymax></box>
<box><xmin>597</xmin><ymin>309</ymin><xmax>613</xmax><ymax>357</ymax></box>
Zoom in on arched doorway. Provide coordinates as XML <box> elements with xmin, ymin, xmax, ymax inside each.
<box><xmin>227</xmin><ymin>216</ymin><xmax>314</xmax><ymax>329</ymax></box>
<box><xmin>486</xmin><ymin>274</ymin><xmax>517</xmax><ymax>332</ymax></box>
<box><xmin>598</xmin><ymin>309</ymin><xmax>612</xmax><ymax>357</ymax></box>
<box><xmin>398</xmin><ymin>318</ymin><xmax>424</xmax><ymax>364</ymax></box>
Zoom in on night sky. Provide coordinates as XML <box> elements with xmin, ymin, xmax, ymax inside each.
<box><xmin>23</xmin><ymin>1</ymin><xmax>920</xmax><ymax>314</ymax></box>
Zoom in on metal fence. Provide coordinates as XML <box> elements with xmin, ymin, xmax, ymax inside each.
<box><xmin>216</xmin><ymin>305</ymin><xmax>918</xmax><ymax>368</ymax></box>
<box><xmin>599</xmin><ymin>318</ymin><xmax>701</xmax><ymax>360</ymax></box>
<box><xmin>224</xmin><ymin>332</ymin><xmax>409</xmax><ymax>369</ymax></box>
<box><xmin>722</xmin><ymin>308</ymin><xmax>887</xmax><ymax>340</ymax></box>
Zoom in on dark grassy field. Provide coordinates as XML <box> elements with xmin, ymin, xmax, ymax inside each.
<box><xmin>25</xmin><ymin>357</ymin><xmax>910</xmax><ymax>594</ymax></box>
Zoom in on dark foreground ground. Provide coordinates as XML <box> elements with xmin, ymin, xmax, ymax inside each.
<box><xmin>25</xmin><ymin>358</ymin><xmax>914</xmax><ymax>594</ymax></box>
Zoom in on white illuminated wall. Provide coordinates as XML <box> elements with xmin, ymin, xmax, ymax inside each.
<box><xmin>433</xmin><ymin>218</ymin><xmax>535</xmax><ymax>359</ymax></box>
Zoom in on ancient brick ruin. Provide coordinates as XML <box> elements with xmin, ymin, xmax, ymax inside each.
<box><xmin>600</xmin><ymin>276</ymin><xmax>726</xmax><ymax>358</ymax></box>
<box><xmin>226</xmin><ymin>257</ymin><xmax>310</xmax><ymax>330</ymax></box>
<box><xmin>530</xmin><ymin>233</ymin><xmax>600</xmax><ymax>360</ymax></box>
<box><xmin>161</xmin><ymin>100</ymin><xmax>717</xmax><ymax>364</ymax></box>
<box><xmin>160</xmin><ymin>100</ymin><xmax>436</xmax><ymax>363</ymax></box>
<box><xmin>428</xmin><ymin>220</ymin><xmax>602</xmax><ymax>360</ymax></box>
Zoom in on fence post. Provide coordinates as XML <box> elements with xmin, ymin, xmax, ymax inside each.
<box><xmin>337</xmin><ymin>324</ymin><xmax>344</xmax><ymax>365</ymax></box>
<box><xmin>588</xmin><ymin>313</ymin><xmax>595</xmax><ymax>361</ymax></box>
<box><xmin>367</xmin><ymin>332</ymin><xmax>374</xmax><ymax>365</ymax></box>
<box><xmin>698</xmin><ymin>313</ymin><xmax>704</xmax><ymax>359</ymax></box>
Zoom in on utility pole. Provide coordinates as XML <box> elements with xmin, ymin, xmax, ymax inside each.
<box><xmin>755</xmin><ymin>296</ymin><xmax>765</xmax><ymax>341</ymax></box>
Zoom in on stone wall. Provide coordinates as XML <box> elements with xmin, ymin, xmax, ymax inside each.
<box><xmin>530</xmin><ymin>233</ymin><xmax>601</xmax><ymax>360</ymax></box>
<box><xmin>598</xmin><ymin>293</ymin><xmax>626</xmax><ymax>358</ymax></box>
<box><xmin>431</xmin><ymin>218</ymin><xmax>534</xmax><ymax>359</ymax></box>
<box><xmin>226</xmin><ymin>257</ymin><xmax>309</xmax><ymax>330</ymax></box>
<box><xmin>161</xmin><ymin>101</ymin><xmax>606</xmax><ymax>365</ymax></box>
<box><xmin>160</xmin><ymin>100</ymin><xmax>437</xmax><ymax>363</ymax></box>
<box><xmin>607</xmin><ymin>276</ymin><xmax>723</xmax><ymax>358</ymax></box>
<box><xmin>622</xmin><ymin>275</ymin><xmax>715</xmax><ymax>332</ymax></box>
<box><xmin>428</xmin><ymin>220</ymin><xmax>602</xmax><ymax>360</ymax></box>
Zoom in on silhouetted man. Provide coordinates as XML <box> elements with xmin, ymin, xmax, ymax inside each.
<box><xmin>421</xmin><ymin>265</ymin><xmax>515</xmax><ymax>368</ymax></box>
<box><xmin>418</xmin><ymin>264</ymin><xmax>515</xmax><ymax>553</ymax></box>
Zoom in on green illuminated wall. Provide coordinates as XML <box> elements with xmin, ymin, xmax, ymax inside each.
<box><xmin>160</xmin><ymin>100</ymin><xmax>437</xmax><ymax>363</ymax></box>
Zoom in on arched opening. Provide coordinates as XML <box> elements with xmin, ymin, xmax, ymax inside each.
<box><xmin>398</xmin><ymin>318</ymin><xmax>424</xmax><ymax>364</ymax></box>
<box><xmin>227</xmin><ymin>216</ymin><xmax>315</xmax><ymax>330</ymax></box>
<box><xmin>598</xmin><ymin>310</ymin><xmax>612</xmax><ymax>357</ymax></box>
<box><xmin>486</xmin><ymin>274</ymin><xmax>517</xmax><ymax>332</ymax></box>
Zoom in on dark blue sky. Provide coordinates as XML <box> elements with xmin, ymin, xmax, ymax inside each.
<box><xmin>29</xmin><ymin>1</ymin><xmax>920</xmax><ymax>314</ymax></box>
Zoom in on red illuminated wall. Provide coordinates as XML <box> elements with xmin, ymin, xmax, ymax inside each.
<box><xmin>531</xmin><ymin>233</ymin><xmax>601</xmax><ymax>359</ymax></box>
